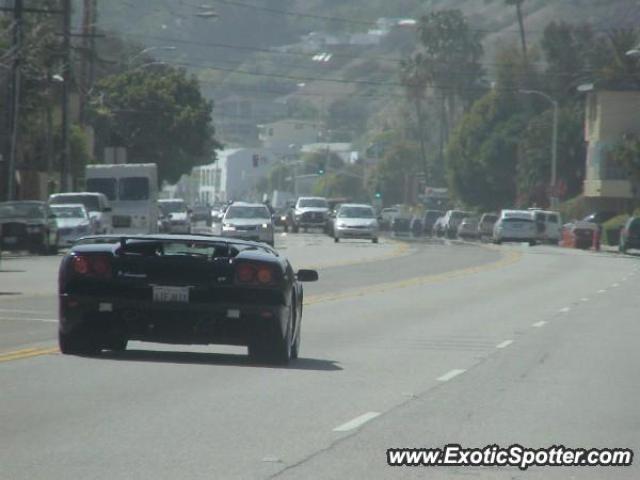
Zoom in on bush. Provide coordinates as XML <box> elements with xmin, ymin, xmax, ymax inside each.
<box><xmin>601</xmin><ymin>214</ymin><xmax>629</xmax><ymax>246</ymax></box>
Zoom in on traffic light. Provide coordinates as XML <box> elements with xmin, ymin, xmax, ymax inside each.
<box><xmin>375</xmin><ymin>191</ymin><xmax>382</xmax><ymax>199</ymax></box>
<box><xmin>252</xmin><ymin>154</ymin><xmax>259</xmax><ymax>168</ymax></box>
<box><xmin>317</xmin><ymin>162</ymin><xmax>325</xmax><ymax>175</ymax></box>
<box><xmin>374</xmin><ymin>184</ymin><xmax>382</xmax><ymax>199</ymax></box>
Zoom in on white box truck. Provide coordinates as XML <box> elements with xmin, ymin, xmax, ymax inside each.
<box><xmin>85</xmin><ymin>163</ymin><xmax>159</xmax><ymax>234</ymax></box>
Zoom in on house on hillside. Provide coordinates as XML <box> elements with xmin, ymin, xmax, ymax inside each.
<box><xmin>582</xmin><ymin>88</ymin><xmax>640</xmax><ymax>211</ymax></box>
<box><xmin>258</xmin><ymin>119</ymin><xmax>321</xmax><ymax>151</ymax></box>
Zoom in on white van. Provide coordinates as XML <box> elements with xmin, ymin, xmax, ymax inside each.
<box><xmin>85</xmin><ymin>163</ymin><xmax>159</xmax><ymax>234</ymax></box>
<box><xmin>48</xmin><ymin>192</ymin><xmax>112</xmax><ymax>234</ymax></box>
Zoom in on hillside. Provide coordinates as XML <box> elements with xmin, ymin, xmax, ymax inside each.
<box><xmin>92</xmin><ymin>0</ymin><xmax>640</xmax><ymax>145</ymax></box>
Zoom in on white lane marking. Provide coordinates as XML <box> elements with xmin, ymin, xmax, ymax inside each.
<box><xmin>496</xmin><ymin>340</ymin><xmax>513</xmax><ymax>349</ymax></box>
<box><xmin>0</xmin><ymin>316</ymin><xmax>57</xmax><ymax>323</ymax></box>
<box><xmin>612</xmin><ymin>283</ymin><xmax>620</xmax><ymax>288</ymax></box>
<box><xmin>559</xmin><ymin>307</ymin><xmax>571</xmax><ymax>313</ymax></box>
<box><xmin>532</xmin><ymin>321</ymin><xmax>547</xmax><ymax>328</ymax></box>
<box><xmin>581</xmin><ymin>297</ymin><xmax>589</xmax><ymax>302</ymax></box>
<box><xmin>597</xmin><ymin>289</ymin><xmax>607</xmax><ymax>294</ymax></box>
<box><xmin>437</xmin><ymin>369</ymin><xmax>466</xmax><ymax>382</ymax></box>
<box><xmin>333</xmin><ymin>412</ymin><xmax>380</xmax><ymax>432</ymax></box>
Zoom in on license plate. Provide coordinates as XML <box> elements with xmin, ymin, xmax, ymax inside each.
<box><xmin>4</xmin><ymin>236</ymin><xmax>17</xmax><ymax>244</ymax></box>
<box><xmin>152</xmin><ymin>286</ymin><xmax>189</xmax><ymax>303</ymax></box>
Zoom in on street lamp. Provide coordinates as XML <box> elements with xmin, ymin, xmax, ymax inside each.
<box><xmin>520</xmin><ymin>89</ymin><xmax>559</xmax><ymax>207</ymax></box>
<box><xmin>127</xmin><ymin>46</ymin><xmax>176</xmax><ymax>66</ymax></box>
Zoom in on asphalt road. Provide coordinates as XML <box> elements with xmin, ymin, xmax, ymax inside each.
<box><xmin>1</xmin><ymin>233</ymin><xmax>638</xmax><ymax>479</ymax></box>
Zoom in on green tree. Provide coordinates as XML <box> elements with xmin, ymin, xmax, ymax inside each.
<box><xmin>370</xmin><ymin>142</ymin><xmax>422</xmax><ymax>206</ymax></box>
<box><xmin>446</xmin><ymin>91</ymin><xmax>527</xmax><ymax>210</ymax></box>
<box><xmin>90</xmin><ymin>65</ymin><xmax>220</xmax><ymax>183</ymax></box>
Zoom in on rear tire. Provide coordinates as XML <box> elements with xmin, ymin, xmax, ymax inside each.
<box><xmin>58</xmin><ymin>329</ymin><xmax>100</xmax><ymax>356</ymax></box>
<box><xmin>334</xmin><ymin>236</ymin><xmax>339</xmax><ymax>243</ymax></box>
<box><xmin>292</xmin><ymin>224</ymin><xmax>299</xmax><ymax>233</ymax></box>
<box><xmin>372</xmin><ymin>237</ymin><xmax>378</xmax><ymax>244</ymax></box>
<box><xmin>104</xmin><ymin>336</ymin><xmax>128</xmax><ymax>352</ymax></box>
<box><xmin>248</xmin><ymin>307</ymin><xmax>293</xmax><ymax>364</ymax></box>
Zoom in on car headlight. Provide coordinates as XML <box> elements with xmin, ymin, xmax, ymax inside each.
<box><xmin>280</xmin><ymin>216</ymin><xmax>287</xmax><ymax>221</ymax></box>
<box><xmin>261</xmin><ymin>223</ymin><xmax>270</xmax><ymax>229</ymax></box>
<box><xmin>222</xmin><ymin>224</ymin><xmax>236</xmax><ymax>231</ymax></box>
<box><xmin>336</xmin><ymin>222</ymin><xmax>346</xmax><ymax>228</ymax></box>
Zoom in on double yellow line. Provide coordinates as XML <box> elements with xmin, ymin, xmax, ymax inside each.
<box><xmin>0</xmin><ymin>346</ymin><xmax>59</xmax><ymax>363</ymax></box>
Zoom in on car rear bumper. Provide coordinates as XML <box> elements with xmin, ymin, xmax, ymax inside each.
<box><xmin>221</xmin><ymin>230</ymin><xmax>272</xmax><ymax>243</ymax></box>
<box><xmin>59</xmin><ymin>294</ymin><xmax>288</xmax><ymax>346</ymax></box>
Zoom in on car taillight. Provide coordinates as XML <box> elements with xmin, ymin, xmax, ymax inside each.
<box><xmin>235</xmin><ymin>262</ymin><xmax>276</xmax><ymax>286</ymax></box>
<box><xmin>236</xmin><ymin>263</ymin><xmax>255</xmax><ymax>283</ymax></box>
<box><xmin>72</xmin><ymin>256</ymin><xmax>90</xmax><ymax>275</ymax></box>
<box><xmin>256</xmin><ymin>266</ymin><xmax>273</xmax><ymax>285</ymax></box>
<box><xmin>71</xmin><ymin>255</ymin><xmax>112</xmax><ymax>279</ymax></box>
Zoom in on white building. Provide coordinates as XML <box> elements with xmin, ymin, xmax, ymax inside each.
<box><xmin>195</xmin><ymin>148</ymin><xmax>273</xmax><ymax>204</ymax></box>
<box><xmin>258</xmin><ymin>119</ymin><xmax>321</xmax><ymax>151</ymax></box>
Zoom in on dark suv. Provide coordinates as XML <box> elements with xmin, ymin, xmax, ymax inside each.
<box><xmin>0</xmin><ymin>201</ymin><xmax>59</xmax><ymax>254</ymax></box>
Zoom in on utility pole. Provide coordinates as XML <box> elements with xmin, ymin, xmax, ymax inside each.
<box><xmin>6</xmin><ymin>0</ymin><xmax>23</xmax><ymax>200</ymax></box>
<box><xmin>60</xmin><ymin>0</ymin><xmax>71</xmax><ymax>192</ymax></box>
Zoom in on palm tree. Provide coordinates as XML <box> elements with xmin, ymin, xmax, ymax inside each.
<box><xmin>506</xmin><ymin>0</ymin><xmax>528</xmax><ymax>61</ymax></box>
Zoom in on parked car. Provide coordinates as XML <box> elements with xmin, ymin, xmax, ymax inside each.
<box><xmin>333</xmin><ymin>204</ymin><xmax>379</xmax><ymax>243</ymax></box>
<box><xmin>288</xmin><ymin>197</ymin><xmax>330</xmax><ymax>233</ymax></box>
<box><xmin>49</xmin><ymin>192</ymin><xmax>112</xmax><ymax>234</ymax></box>
<box><xmin>478</xmin><ymin>213</ymin><xmax>498</xmax><ymax>238</ymax></box>
<box><xmin>0</xmin><ymin>201</ymin><xmax>59</xmax><ymax>254</ymax></box>
<box><xmin>442</xmin><ymin>210</ymin><xmax>472</xmax><ymax>239</ymax></box>
<box><xmin>379</xmin><ymin>207</ymin><xmax>400</xmax><ymax>230</ymax></box>
<box><xmin>221</xmin><ymin>202</ymin><xmax>275</xmax><ymax>246</ymax></box>
<box><xmin>582</xmin><ymin>211</ymin><xmax>618</xmax><ymax>225</ymax></box>
<box><xmin>457</xmin><ymin>217</ymin><xmax>480</xmax><ymax>240</ymax></box>
<box><xmin>158</xmin><ymin>199</ymin><xmax>192</xmax><ymax>234</ymax></box>
<box><xmin>57</xmin><ymin>234</ymin><xmax>318</xmax><ymax>363</ymax></box>
<box><xmin>433</xmin><ymin>215</ymin><xmax>447</xmax><ymax>237</ymax></box>
<box><xmin>493</xmin><ymin>210</ymin><xmax>537</xmax><ymax>246</ymax></box>
<box><xmin>49</xmin><ymin>204</ymin><xmax>94</xmax><ymax>247</ymax></box>
<box><xmin>619</xmin><ymin>216</ymin><xmax>640</xmax><ymax>253</ymax></box>
<box><xmin>422</xmin><ymin>210</ymin><xmax>444</xmax><ymax>236</ymax></box>
<box><xmin>562</xmin><ymin>221</ymin><xmax>598</xmax><ymax>249</ymax></box>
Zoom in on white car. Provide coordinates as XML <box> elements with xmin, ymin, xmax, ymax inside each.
<box><xmin>493</xmin><ymin>210</ymin><xmax>537</xmax><ymax>245</ymax></box>
<box><xmin>50</xmin><ymin>204</ymin><xmax>94</xmax><ymax>247</ymax></box>
<box><xmin>532</xmin><ymin>210</ymin><xmax>563</xmax><ymax>244</ymax></box>
<box><xmin>221</xmin><ymin>202</ymin><xmax>274</xmax><ymax>246</ymax></box>
<box><xmin>289</xmin><ymin>197</ymin><xmax>329</xmax><ymax>233</ymax></box>
<box><xmin>49</xmin><ymin>192</ymin><xmax>112</xmax><ymax>234</ymax></box>
<box><xmin>158</xmin><ymin>199</ymin><xmax>191</xmax><ymax>234</ymax></box>
<box><xmin>333</xmin><ymin>204</ymin><xmax>379</xmax><ymax>243</ymax></box>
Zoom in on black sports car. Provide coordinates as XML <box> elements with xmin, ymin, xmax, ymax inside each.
<box><xmin>58</xmin><ymin>234</ymin><xmax>318</xmax><ymax>364</ymax></box>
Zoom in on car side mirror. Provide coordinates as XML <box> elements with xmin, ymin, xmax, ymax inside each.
<box><xmin>296</xmin><ymin>269</ymin><xmax>318</xmax><ymax>282</ymax></box>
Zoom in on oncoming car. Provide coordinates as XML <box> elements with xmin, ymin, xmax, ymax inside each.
<box><xmin>221</xmin><ymin>202</ymin><xmax>275</xmax><ymax>246</ymax></box>
<box><xmin>158</xmin><ymin>198</ymin><xmax>191</xmax><ymax>234</ymax></box>
<box><xmin>49</xmin><ymin>204</ymin><xmax>94</xmax><ymax>247</ymax></box>
<box><xmin>333</xmin><ymin>204</ymin><xmax>379</xmax><ymax>243</ymax></box>
<box><xmin>57</xmin><ymin>235</ymin><xmax>318</xmax><ymax>363</ymax></box>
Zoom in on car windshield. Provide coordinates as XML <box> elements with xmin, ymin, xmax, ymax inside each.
<box><xmin>119</xmin><ymin>177</ymin><xmax>150</xmax><ymax>201</ymax></box>
<box><xmin>159</xmin><ymin>201</ymin><xmax>186</xmax><ymax>214</ymax></box>
<box><xmin>338</xmin><ymin>207</ymin><xmax>374</xmax><ymax>218</ymax></box>
<box><xmin>482</xmin><ymin>215</ymin><xmax>498</xmax><ymax>222</ymax></box>
<box><xmin>298</xmin><ymin>199</ymin><xmax>328</xmax><ymax>208</ymax></box>
<box><xmin>0</xmin><ymin>202</ymin><xmax>45</xmax><ymax>219</ymax></box>
<box><xmin>51</xmin><ymin>206</ymin><xmax>87</xmax><ymax>219</ymax></box>
<box><xmin>50</xmin><ymin>195</ymin><xmax>100</xmax><ymax>211</ymax></box>
<box><xmin>225</xmin><ymin>206</ymin><xmax>270</xmax><ymax>219</ymax></box>
<box><xmin>85</xmin><ymin>178</ymin><xmax>116</xmax><ymax>201</ymax></box>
